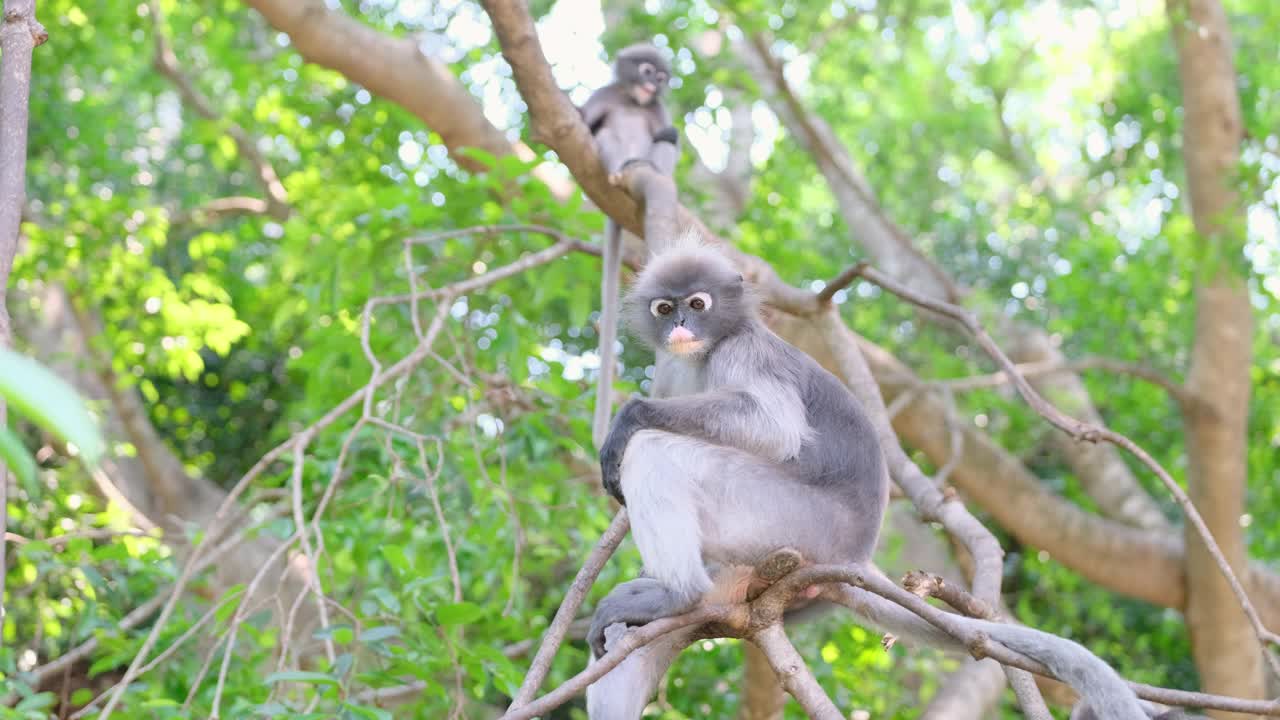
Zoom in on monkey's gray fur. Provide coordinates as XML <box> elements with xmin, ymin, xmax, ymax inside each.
<box><xmin>579</xmin><ymin>43</ymin><xmax>680</xmax><ymax>451</ymax></box>
<box><xmin>584</xmin><ymin>239</ymin><xmax>1146</xmax><ymax>719</ymax></box>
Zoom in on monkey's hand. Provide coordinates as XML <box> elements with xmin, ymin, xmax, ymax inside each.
<box><xmin>599</xmin><ymin>398</ymin><xmax>649</xmax><ymax>503</ymax></box>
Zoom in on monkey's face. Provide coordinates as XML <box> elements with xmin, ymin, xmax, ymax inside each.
<box><xmin>625</xmin><ymin>249</ymin><xmax>750</xmax><ymax>358</ymax></box>
<box><xmin>619</xmin><ymin>56</ymin><xmax>670</xmax><ymax>106</ymax></box>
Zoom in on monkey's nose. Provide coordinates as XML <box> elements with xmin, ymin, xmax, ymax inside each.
<box><xmin>668</xmin><ymin>326</ymin><xmax>696</xmax><ymax>343</ymax></box>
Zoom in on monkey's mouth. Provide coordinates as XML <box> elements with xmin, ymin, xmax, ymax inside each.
<box><xmin>666</xmin><ymin>327</ymin><xmax>705</xmax><ymax>355</ymax></box>
<box><xmin>632</xmin><ymin>86</ymin><xmax>655</xmax><ymax>104</ymax></box>
<box><xmin>666</xmin><ymin>338</ymin><xmax>706</xmax><ymax>355</ymax></box>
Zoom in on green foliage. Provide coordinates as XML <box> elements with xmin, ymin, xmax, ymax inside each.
<box><xmin>4</xmin><ymin>0</ymin><xmax>1279</xmax><ymax>718</ymax></box>
<box><xmin>0</xmin><ymin>348</ymin><xmax>105</xmax><ymax>481</ymax></box>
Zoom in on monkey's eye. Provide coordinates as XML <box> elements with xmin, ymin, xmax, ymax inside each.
<box><xmin>686</xmin><ymin>292</ymin><xmax>712</xmax><ymax>311</ymax></box>
<box><xmin>656</xmin><ymin>72</ymin><xmax>668</xmax><ymax>84</ymax></box>
<box><xmin>650</xmin><ymin>299</ymin><xmax>675</xmax><ymax>317</ymax></box>
<box><xmin>638</xmin><ymin>62</ymin><xmax>655</xmax><ymax>78</ymax></box>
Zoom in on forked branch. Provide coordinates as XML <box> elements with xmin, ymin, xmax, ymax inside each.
<box><xmin>832</xmin><ymin>262</ymin><xmax>1280</xmax><ymax>677</ymax></box>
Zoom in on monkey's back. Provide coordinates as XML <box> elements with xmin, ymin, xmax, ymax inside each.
<box><xmin>707</xmin><ymin>323</ymin><xmax>889</xmax><ymax>559</ymax></box>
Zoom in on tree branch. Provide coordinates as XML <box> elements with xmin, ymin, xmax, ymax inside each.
<box><xmin>841</xmin><ymin>262</ymin><xmax>1280</xmax><ymax>675</ymax></box>
<box><xmin>508</xmin><ymin>511</ymin><xmax>631</xmax><ymax>708</ymax></box>
<box><xmin>0</xmin><ymin>0</ymin><xmax>48</xmax><ymax>630</ymax></box>
<box><xmin>242</xmin><ymin>0</ymin><xmax>572</xmax><ymax>197</ymax></box>
<box><xmin>498</xmin><ymin>606</ymin><xmax>730</xmax><ymax>720</ymax></box>
<box><xmin>745</xmin><ymin>30</ymin><xmax>1171</xmax><ymax>533</ymax></box>
<box><xmin>148</xmin><ymin>0</ymin><xmax>289</xmax><ymax>220</ymax></box>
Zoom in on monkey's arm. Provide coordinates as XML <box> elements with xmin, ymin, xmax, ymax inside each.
<box><xmin>599</xmin><ymin>387</ymin><xmax>809</xmax><ymax>502</ymax></box>
<box><xmin>579</xmin><ymin>84</ymin><xmax>618</xmax><ymax>135</ymax></box>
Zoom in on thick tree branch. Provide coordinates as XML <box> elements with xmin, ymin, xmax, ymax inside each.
<box><xmin>751</xmin><ymin>625</ymin><xmax>842</xmax><ymax>720</ymax></box>
<box><xmin>241</xmin><ymin>0</ymin><xmax>572</xmax><ymax>197</ymax></box>
<box><xmin>1170</xmin><ymin>0</ymin><xmax>1268</xmax><ymax>709</ymax></box>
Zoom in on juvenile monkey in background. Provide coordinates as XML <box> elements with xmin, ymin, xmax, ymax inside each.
<box><xmin>579</xmin><ymin>43</ymin><xmax>680</xmax><ymax>450</ymax></box>
<box><xmin>583</xmin><ymin>239</ymin><xmax>1146</xmax><ymax>720</ymax></box>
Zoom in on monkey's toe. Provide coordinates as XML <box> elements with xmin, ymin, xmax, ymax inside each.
<box><xmin>755</xmin><ymin>548</ymin><xmax>803</xmax><ymax>582</ymax></box>
<box><xmin>745</xmin><ymin>548</ymin><xmax>804</xmax><ymax>602</ymax></box>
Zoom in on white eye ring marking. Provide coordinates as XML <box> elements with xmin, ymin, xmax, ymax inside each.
<box><xmin>685</xmin><ymin>292</ymin><xmax>712</xmax><ymax>311</ymax></box>
<box><xmin>650</xmin><ymin>299</ymin><xmax>675</xmax><ymax>317</ymax></box>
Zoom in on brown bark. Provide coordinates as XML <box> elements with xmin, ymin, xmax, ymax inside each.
<box><xmin>241</xmin><ymin>0</ymin><xmax>572</xmax><ymax>198</ymax></box>
<box><xmin>1170</xmin><ymin>0</ymin><xmax>1263</xmax><ymax>711</ymax></box>
<box><xmin>737</xmin><ymin>643</ymin><xmax>786</xmax><ymax>720</ymax></box>
<box><xmin>0</xmin><ymin>0</ymin><xmax>47</xmax><ymax>630</ymax></box>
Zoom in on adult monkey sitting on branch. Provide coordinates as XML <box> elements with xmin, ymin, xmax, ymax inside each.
<box><xmin>579</xmin><ymin>42</ymin><xmax>681</xmax><ymax>450</ymax></box>
<box><xmin>584</xmin><ymin>238</ymin><xmax>1146</xmax><ymax>720</ymax></box>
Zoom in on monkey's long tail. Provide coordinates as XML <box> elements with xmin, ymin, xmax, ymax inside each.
<box><xmin>838</xmin><ymin>584</ymin><xmax>1146</xmax><ymax>720</ymax></box>
<box><xmin>592</xmin><ymin>220</ymin><xmax>624</xmax><ymax>450</ymax></box>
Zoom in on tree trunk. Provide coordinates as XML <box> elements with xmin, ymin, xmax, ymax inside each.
<box><xmin>738</xmin><ymin>643</ymin><xmax>786</xmax><ymax>720</ymax></box>
<box><xmin>1168</xmin><ymin>0</ymin><xmax>1264</xmax><ymax>715</ymax></box>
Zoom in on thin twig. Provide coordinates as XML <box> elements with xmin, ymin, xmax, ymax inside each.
<box><xmin>290</xmin><ymin>442</ymin><xmax>336</xmax><ymax>662</ymax></box>
<box><xmin>418</xmin><ymin>438</ymin><xmax>461</xmax><ymax>602</ymax></box>
<box><xmin>508</xmin><ymin>511</ymin><xmax>631</xmax><ymax>709</ymax></box>
<box><xmin>842</xmin><ymin>262</ymin><xmax>1280</xmax><ymax>675</ymax></box>
<box><xmin>939</xmin><ymin>356</ymin><xmax>1188</xmax><ymax>406</ymax></box>
<box><xmin>498</xmin><ymin>606</ymin><xmax>728</xmax><ymax>720</ymax></box>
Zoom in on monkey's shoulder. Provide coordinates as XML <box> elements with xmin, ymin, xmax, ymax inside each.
<box><xmin>734</xmin><ymin>327</ymin><xmax>875</xmax><ymax>429</ymax></box>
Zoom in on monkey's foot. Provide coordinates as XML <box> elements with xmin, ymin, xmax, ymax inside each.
<box><xmin>608</xmin><ymin>159</ymin><xmax>658</xmax><ymax>188</ymax></box>
<box><xmin>745</xmin><ymin>548</ymin><xmax>803</xmax><ymax>601</ymax></box>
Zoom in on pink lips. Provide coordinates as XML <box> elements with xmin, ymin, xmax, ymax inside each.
<box><xmin>666</xmin><ymin>326</ymin><xmax>704</xmax><ymax>355</ymax></box>
<box><xmin>668</xmin><ymin>327</ymin><xmax>695</xmax><ymax>343</ymax></box>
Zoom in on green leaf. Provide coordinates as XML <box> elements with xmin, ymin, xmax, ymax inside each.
<box><xmin>436</xmin><ymin>602</ymin><xmax>484</xmax><ymax>626</ymax></box>
<box><xmin>316</xmin><ymin>622</ymin><xmax>358</xmax><ymax>645</ymax></box>
<box><xmin>340</xmin><ymin>703</ymin><xmax>393</xmax><ymax>720</ymax></box>
<box><xmin>381</xmin><ymin>545</ymin><xmax>410</xmax><ymax>574</ymax></box>
<box><xmin>357</xmin><ymin>626</ymin><xmax>399</xmax><ymax>644</ymax></box>
<box><xmin>15</xmin><ymin>692</ymin><xmax>55</xmax><ymax>712</ymax></box>
<box><xmin>214</xmin><ymin>584</ymin><xmax>246</xmax><ymax>623</ymax></box>
<box><xmin>0</xmin><ymin>426</ymin><xmax>37</xmax><ymax>487</ymax></box>
<box><xmin>0</xmin><ymin>348</ymin><xmax>106</xmax><ymax>465</ymax></box>
<box><xmin>263</xmin><ymin>670</ymin><xmax>338</xmax><ymax>686</ymax></box>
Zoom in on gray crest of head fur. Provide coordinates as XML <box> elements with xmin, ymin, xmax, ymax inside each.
<box><xmin>614</xmin><ymin>43</ymin><xmax>670</xmax><ymax>78</ymax></box>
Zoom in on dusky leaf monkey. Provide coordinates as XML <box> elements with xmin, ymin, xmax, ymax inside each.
<box><xmin>579</xmin><ymin>43</ymin><xmax>680</xmax><ymax>450</ymax></box>
<box><xmin>583</xmin><ymin>239</ymin><xmax>1146</xmax><ymax>720</ymax></box>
